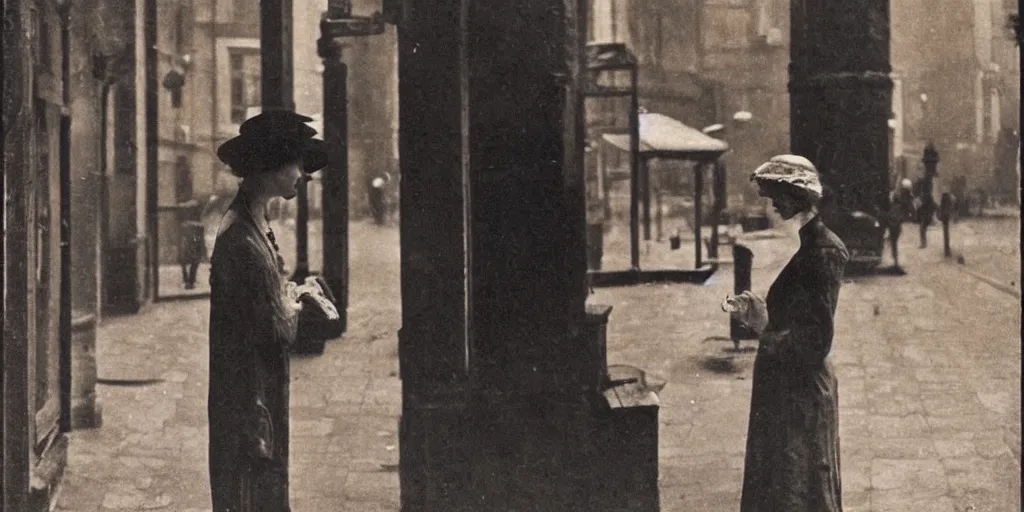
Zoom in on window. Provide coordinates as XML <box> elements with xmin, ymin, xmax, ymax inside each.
<box><xmin>229</xmin><ymin>48</ymin><xmax>261</xmax><ymax>124</ymax></box>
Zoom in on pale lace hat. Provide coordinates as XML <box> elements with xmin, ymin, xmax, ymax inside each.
<box><xmin>750</xmin><ymin>154</ymin><xmax>823</xmax><ymax>201</ymax></box>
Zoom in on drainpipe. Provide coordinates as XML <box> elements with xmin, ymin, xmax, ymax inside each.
<box><xmin>58</xmin><ymin>0</ymin><xmax>73</xmax><ymax>435</ymax></box>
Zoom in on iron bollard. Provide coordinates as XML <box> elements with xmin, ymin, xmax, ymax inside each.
<box><xmin>730</xmin><ymin>244</ymin><xmax>758</xmax><ymax>347</ymax></box>
<box><xmin>939</xmin><ymin>192</ymin><xmax>953</xmax><ymax>258</ymax></box>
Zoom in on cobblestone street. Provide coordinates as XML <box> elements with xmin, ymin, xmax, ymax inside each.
<box><xmin>55</xmin><ymin>217</ymin><xmax>1020</xmax><ymax>511</ymax></box>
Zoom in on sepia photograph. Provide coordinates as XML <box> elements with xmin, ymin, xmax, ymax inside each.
<box><xmin>1</xmin><ymin>0</ymin><xmax>1020</xmax><ymax>510</ymax></box>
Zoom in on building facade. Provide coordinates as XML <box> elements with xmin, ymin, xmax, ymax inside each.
<box><xmin>891</xmin><ymin>0</ymin><xmax>1020</xmax><ymax>202</ymax></box>
<box><xmin>587</xmin><ymin>0</ymin><xmax>791</xmax><ymax>207</ymax></box>
<box><xmin>589</xmin><ymin>0</ymin><xmax>1020</xmax><ymax>206</ymax></box>
<box><xmin>3</xmin><ymin>0</ymin><xmax>121</xmax><ymax>507</ymax></box>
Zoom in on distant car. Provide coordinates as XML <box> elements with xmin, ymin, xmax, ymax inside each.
<box><xmin>823</xmin><ymin>209</ymin><xmax>886</xmax><ymax>270</ymax></box>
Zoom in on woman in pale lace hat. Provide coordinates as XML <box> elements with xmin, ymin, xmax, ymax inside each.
<box><xmin>724</xmin><ymin>154</ymin><xmax>850</xmax><ymax>511</ymax></box>
<box><xmin>208</xmin><ymin>109</ymin><xmax>328</xmax><ymax>512</ymax></box>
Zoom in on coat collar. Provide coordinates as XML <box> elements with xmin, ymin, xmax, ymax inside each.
<box><xmin>799</xmin><ymin>214</ymin><xmax>847</xmax><ymax>251</ymax></box>
<box><xmin>799</xmin><ymin>215</ymin><xmax>826</xmax><ymax>247</ymax></box>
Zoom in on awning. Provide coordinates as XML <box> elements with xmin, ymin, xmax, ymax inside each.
<box><xmin>602</xmin><ymin>112</ymin><xmax>728</xmax><ymax>159</ymax></box>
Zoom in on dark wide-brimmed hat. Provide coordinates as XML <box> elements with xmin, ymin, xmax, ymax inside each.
<box><xmin>216</xmin><ymin>109</ymin><xmax>328</xmax><ymax>176</ymax></box>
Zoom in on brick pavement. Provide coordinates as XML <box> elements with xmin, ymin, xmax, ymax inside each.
<box><xmin>55</xmin><ymin>218</ymin><xmax>1019</xmax><ymax>511</ymax></box>
<box><xmin>55</xmin><ymin>221</ymin><xmax>403</xmax><ymax>512</ymax></box>
<box><xmin>591</xmin><ymin>220</ymin><xmax>1020</xmax><ymax>511</ymax></box>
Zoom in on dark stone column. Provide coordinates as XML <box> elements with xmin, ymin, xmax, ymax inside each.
<box><xmin>466</xmin><ymin>0</ymin><xmax>588</xmax><ymax>398</ymax></box>
<box><xmin>399</xmin><ymin>0</ymin><xmax>652</xmax><ymax>510</ymax></box>
<box><xmin>3</xmin><ymin>1</ymin><xmax>33</xmax><ymax>508</ymax></box>
<box><xmin>789</xmin><ymin>0</ymin><xmax>893</xmax><ymax>216</ymax></box>
<box><xmin>397</xmin><ymin>1</ymin><xmax>470</xmax><ymax>507</ymax></box>
<box><xmin>260</xmin><ymin>0</ymin><xmax>295</xmax><ymax>110</ymax></box>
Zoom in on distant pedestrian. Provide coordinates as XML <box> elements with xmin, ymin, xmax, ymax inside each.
<box><xmin>894</xmin><ymin>178</ymin><xmax>915</xmax><ymax>223</ymax></box>
<box><xmin>885</xmin><ymin>200</ymin><xmax>903</xmax><ymax>269</ymax></box>
<box><xmin>209</xmin><ymin>110</ymin><xmax>329</xmax><ymax>512</ymax></box>
<box><xmin>367</xmin><ymin>172</ymin><xmax>390</xmax><ymax>226</ymax></box>
<box><xmin>177</xmin><ymin>199</ymin><xmax>206</xmax><ymax>289</ymax></box>
<box><xmin>724</xmin><ymin>154</ymin><xmax>849</xmax><ymax>512</ymax></box>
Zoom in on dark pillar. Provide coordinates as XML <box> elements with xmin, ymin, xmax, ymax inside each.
<box><xmin>260</xmin><ymin>0</ymin><xmax>295</xmax><ymax>110</ymax></box>
<box><xmin>3</xmin><ymin>2</ymin><xmax>32</xmax><ymax>508</ymax></box>
<box><xmin>789</xmin><ymin>0</ymin><xmax>892</xmax><ymax>220</ymax></box>
<box><xmin>709</xmin><ymin>160</ymin><xmax>726</xmax><ymax>261</ymax></box>
<box><xmin>397</xmin><ymin>0</ymin><xmax>470</xmax><ymax>507</ymax></box>
<box><xmin>318</xmin><ymin>24</ymin><xmax>349</xmax><ymax>334</ymax></box>
<box><xmin>641</xmin><ymin>156</ymin><xmax>651</xmax><ymax>240</ymax></box>
<box><xmin>260</xmin><ymin>0</ymin><xmax>307</xmax><ymax>280</ymax></box>
<box><xmin>466</xmin><ymin>0</ymin><xmax>588</xmax><ymax>399</ymax></box>
<box><xmin>693</xmin><ymin>163</ymin><xmax>704</xmax><ymax>269</ymax></box>
<box><xmin>144</xmin><ymin>0</ymin><xmax>158</xmax><ymax>300</ymax></box>
<box><xmin>630</xmin><ymin>158</ymin><xmax>644</xmax><ymax>269</ymax></box>
<box><xmin>58</xmin><ymin>1</ymin><xmax>73</xmax><ymax>435</ymax></box>
<box><xmin>400</xmin><ymin>0</ymin><xmax>659</xmax><ymax>509</ymax></box>
<box><xmin>940</xmin><ymin>192</ymin><xmax>953</xmax><ymax>258</ymax></box>
<box><xmin>730</xmin><ymin>244</ymin><xmax>758</xmax><ymax>346</ymax></box>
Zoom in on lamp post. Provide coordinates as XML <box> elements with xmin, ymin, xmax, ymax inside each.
<box><xmin>702</xmin><ymin>111</ymin><xmax>751</xmax><ymax>262</ymax></box>
<box><xmin>317</xmin><ymin>0</ymin><xmax>395</xmax><ymax>334</ymax></box>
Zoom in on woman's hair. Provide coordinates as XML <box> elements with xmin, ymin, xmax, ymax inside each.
<box><xmin>758</xmin><ymin>179</ymin><xmax>818</xmax><ymax>212</ymax></box>
<box><xmin>227</xmin><ymin>148</ymin><xmax>304</xmax><ymax>179</ymax></box>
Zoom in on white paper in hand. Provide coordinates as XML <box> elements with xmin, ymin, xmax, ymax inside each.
<box><xmin>721</xmin><ymin>295</ymin><xmax>749</xmax><ymax>314</ymax></box>
<box><xmin>295</xmin><ymin>276</ymin><xmax>340</xmax><ymax>321</ymax></box>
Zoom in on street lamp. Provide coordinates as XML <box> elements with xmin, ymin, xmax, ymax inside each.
<box><xmin>701</xmin><ymin>111</ymin><xmax>752</xmax><ymax>260</ymax></box>
<box><xmin>314</xmin><ymin>0</ymin><xmax>397</xmax><ymax>336</ymax></box>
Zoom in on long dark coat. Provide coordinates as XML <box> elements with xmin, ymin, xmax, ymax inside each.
<box><xmin>740</xmin><ymin>216</ymin><xmax>850</xmax><ymax>512</ymax></box>
<box><xmin>208</xmin><ymin>203</ymin><xmax>297</xmax><ymax>512</ymax></box>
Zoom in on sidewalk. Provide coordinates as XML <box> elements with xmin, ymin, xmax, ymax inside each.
<box><xmin>592</xmin><ymin>223</ymin><xmax>1020</xmax><ymax>511</ymax></box>
<box><xmin>55</xmin><ymin>220</ymin><xmax>1020</xmax><ymax>511</ymax></box>
<box><xmin>56</xmin><ymin>222</ymin><xmax>403</xmax><ymax>512</ymax></box>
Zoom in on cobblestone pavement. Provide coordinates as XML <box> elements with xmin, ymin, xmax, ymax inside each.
<box><xmin>56</xmin><ymin>218</ymin><xmax>1019</xmax><ymax>511</ymax></box>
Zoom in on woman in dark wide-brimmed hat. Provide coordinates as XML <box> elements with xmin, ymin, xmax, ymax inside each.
<box><xmin>207</xmin><ymin>109</ymin><xmax>327</xmax><ymax>512</ymax></box>
<box><xmin>723</xmin><ymin>154</ymin><xmax>850</xmax><ymax>511</ymax></box>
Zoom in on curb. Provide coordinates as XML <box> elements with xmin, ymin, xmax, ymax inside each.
<box><xmin>949</xmin><ymin>261</ymin><xmax>1021</xmax><ymax>299</ymax></box>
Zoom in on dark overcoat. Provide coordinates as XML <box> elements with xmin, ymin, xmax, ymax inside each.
<box><xmin>208</xmin><ymin>203</ymin><xmax>296</xmax><ymax>512</ymax></box>
<box><xmin>740</xmin><ymin>216</ymin><xmax>850</xmax><ymax>512</ymax></box>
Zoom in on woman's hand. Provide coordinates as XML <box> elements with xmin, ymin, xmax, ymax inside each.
<box><xmin>724</xmin><ymin>291</ymin><xmax>768</xmax><ymax>334</ymax></box>
<box><xmin>284</xmin><ymin>282</ymin><xmax>304</xmax><ymax>315</ymax></box>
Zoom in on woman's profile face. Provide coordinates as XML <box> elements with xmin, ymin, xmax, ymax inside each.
<box><xmin>269</xmin><ymin>161</ymin><xmax>307</xmax><ymax>200</ymax></box>
<box><xmin>760</xmin><ymin>186</ymin><xmax>805</xmax><ymax>220</ymax></box>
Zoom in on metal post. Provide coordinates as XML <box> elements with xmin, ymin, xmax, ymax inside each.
<box><xmin>318</xmin><ymin>23</ymin><xmax>349</xmax><ymax>333</ymax></box>
<box><xmin>730</xmin><ymin>244</ymin><xmax>757</xmax><ymax>346</ymax></box>
<box><xmin>629</xmin><ymin>74</ymin><xmax>640</xmax><ymax>270</ymax></box>
<box><xmin>641</xmin><ymin>155</ymin><xmax>651</xmax><ymax>241</ymax></box>
<box><xmin>694</xmin><ymin>162</ymin><xmax>704</xmax><ymax>269</ymax></box>
<box><xmin>710</xmin><ymin>160</ymin><xmax>725</xmax><ymax>261</ymax></box>
<box><xmin>655</xmin><ymin>188</ymin><xmax>663</xmax><ymax>241</ymax></box>
<box><xmin>940</xmin><ymin>192</ymin><xmax>953</xmax><ymax>258</ymax></box>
